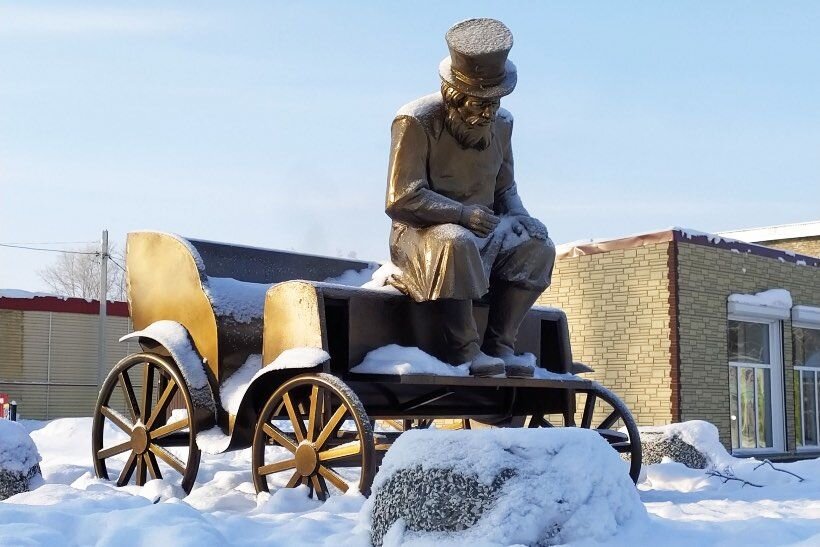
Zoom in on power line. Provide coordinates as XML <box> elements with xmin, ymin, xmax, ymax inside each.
<box><xmin>0</xmin><ymin>243</ymin><xmax>100</xmax><ymax>255</ymax></box>
<box><xmin>2</xmin><ymin>241</ymin><xmax>96</xmax><ymax>246</ymax></box>
<box><xmin>109</xmin><ymin>257</ymin><xmax>126</xmax><ymax>273</ymax></box>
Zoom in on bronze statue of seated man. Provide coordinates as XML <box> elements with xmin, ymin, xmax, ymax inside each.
<box><xmin>384</xmin><ymin>18</ymin><xmax>556</xmax><ymax>377</ymax></box>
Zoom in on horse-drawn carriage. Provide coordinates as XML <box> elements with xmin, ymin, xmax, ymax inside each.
<box><xmin>92</xmin><ymin>231</ymin><xmax>641</xmax><ymax>499</ymax></box>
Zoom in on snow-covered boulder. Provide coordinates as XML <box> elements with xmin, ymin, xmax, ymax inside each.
<box><xmin>638</xmin><ymin>420</ymin><xmax>732</xmax><ymax>469</ymax></box>
<box><xmin>0</xmin><ymin>421</ymin><xmax>42</xmax><ymax>500</ymax></box>
<box><xmin>362</xmin><ymin>428</ymin><xmax>645</xmax><ymax>546</ymax></box>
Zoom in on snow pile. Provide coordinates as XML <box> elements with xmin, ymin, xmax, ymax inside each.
<box><xmin>728</xmin><ymin>288</ymin><xmax>793</xmax><ymax>310</ymax></box>
<box><xmin>351</xmin><ymin>345</ymin><xmax>470</xmax><ymax>376</ymax></box>
<box><xmin>5</xmin><ymin>417</ymin><xmax>820</xmax><ymax>545</ymax></box>
<box><xmin>205</xmin><ymin>277</ymin><xmax>271</xmax><ymax>323</ymax></box>
<box><xmin>120</xmin><ymin>320</ymin><xmax>216</xmax><ymax>416</ymax></box>
<box><xmin>639</xmin><ymin>421</ymin><xmax>733</xmax><ymax>468</ymax></box>
<box><xmin>0</xmin><ymin>420</ymin><xmax>41</xmax><ymax>474</ymax></box>
<box><xmin>0</xmin><ymin>420</ymin><xmax>42</xmax><ymax>500</ymax></box>
<box><xmin>363</xmin><ymin>428</ymin><xmax>645</xmax><ymax>546</ymax></box>
<box><xmin>323</xmin><ymin>264</ymin><xmax>380</xmax><ymax>287</ymax></box>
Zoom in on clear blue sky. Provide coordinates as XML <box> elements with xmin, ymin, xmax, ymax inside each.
<box><xmin>2</xmin><ymin>1</ymin><xmax>819</xmax><ymax>291</ymax></box>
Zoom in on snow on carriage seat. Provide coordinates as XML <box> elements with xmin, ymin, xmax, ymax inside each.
<box><xmin>323</xmin><ymin>261</ymin><xmax>403</xmax><ymax>294</ymax></box>
<box><xmin>352</xmin><ymin>345</ymin><xmax>471</xmax><ymax>377</ymax></box>
<box><xmin>350</xmin><ymin>344</ymin><xmax>577</xmax><ymax>380</ymax></box>
<box><xmin>203</xmin><ymin>276</ymin><xmax>271</xmax><ymax>324</ymax></box>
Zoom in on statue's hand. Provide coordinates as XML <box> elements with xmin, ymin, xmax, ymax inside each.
<box><xmin>460</xmin><ymin>205</ymin><xmax>500</xmax><ymax>238</ymax></box>
<box><xmin>511</xmin><ymin>215</ymin><xmax>548</xmax><ymax>240</ymax></box>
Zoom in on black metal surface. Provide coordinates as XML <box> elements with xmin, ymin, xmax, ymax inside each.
<box><xmin>189</xmin><ymin>238</ymin><xmax>374</xmax><ymax>284</ymax></box>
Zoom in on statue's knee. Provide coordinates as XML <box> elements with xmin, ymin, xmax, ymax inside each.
<box><xmin>434</xmin><ymin>224</ymin><xmax>476</xmax><ymax>253</ymax></box>
<box><xmin>517</xmin><ymin>236</ymin><xmax>555</xmax><ymax>266</ymax></box>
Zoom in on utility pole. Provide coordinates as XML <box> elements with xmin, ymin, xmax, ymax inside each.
<box><xmin>97</xmin><ymin>229</ymin><xmax>108</xmax><ymax>390</ymax></box>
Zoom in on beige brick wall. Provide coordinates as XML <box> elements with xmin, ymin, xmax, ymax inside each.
<box><xmin>757</xmin><ymin>236</ymin><xmax>820</xmax><ymax>259</ymax></box>
<box><xmin>676</xmin><ymin>241</ymin><xmax>820</xmax><ymax>453</ymax></box>
<box><xmin>538</xmin><ymin>242</ymin><xmax>675</xmax><ymax>427</ymax></box>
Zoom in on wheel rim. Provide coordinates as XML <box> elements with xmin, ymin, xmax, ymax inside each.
<box><xmin>252</xmin><ymin>373</ymin><xmax>374</xmax><ymax>500</ymax></box>
<box><xmin>92</xmin><ymin>353</ymin><xmax>201</xmax><ymax>493</ymax></box>
<box><xmin>528</xmin><ymin>387</ymin><xmax>642</xmax><ymax>483</ymax></box>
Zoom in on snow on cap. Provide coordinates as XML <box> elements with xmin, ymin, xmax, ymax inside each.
<box><xmin>439</xmin><ymin>18</ymin><xmax>517</xmax><ymax>99</ymax></box>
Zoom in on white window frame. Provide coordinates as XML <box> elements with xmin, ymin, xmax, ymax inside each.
<box><xmin>793</xmin><ymin>305</ymin><xmax>820</xmax><ymax>452</ymax></box>
<box><xmin>728</xmin><ymin>312</ymin><xmax>786</xmax><ymax>455</ymax></box>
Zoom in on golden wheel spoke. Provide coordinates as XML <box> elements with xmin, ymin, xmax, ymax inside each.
<box><xmin>149</xmin><ymin>445</ymin><xmax>186</xmax><ymax>475</ymax></box>
<box><xmin>97</xmin><ymin>440</ymin><xmax>133</xmax><ymax>460</ymax></box>
<box><xmin>117</xmin><ymin>451</ymin><xmax>137</xmax><ymax>486</ymax></box>
<box><xmin>146</xmin><ymin>380</ymin><xmax>177</xmax><ymax>429</ymax></box>
<box><xmin>285</xmin><ymin>470</ymin><xmax>303</xmax><ymax>488</ymax></box>
<box><xmin>263</xmin><ymin>422</ymin><xmax>298</xmax><ymax>452</ymax></box>
<box><xmin>136</xmin><ymin>453</ymin><xmax>146</xmax><ymax>486</ymax></box>
<box><xmin>141</xmin><ymin>362</ymin><xmax>155</xmax><ymax>422</ymax></box>
<box><xmin>283</xmin><ymin>393</ymin><xmax>306</xmax><ymax>443</ymax></box>
<box><xmin>145</xmin><ymin>452</ymin><xmax>161</xmax><ymax>480</ymax></box>
<box><xmin>119</xmin><ymin>372</ymin><xmax>140</xmax><ymax>423</ymax></box>
<box><xmin>318</xmin><ymin>465</ymin><xmax>349</xmax><ymax>493</ymax></box>
<box><xmin>314</xmin><ymin>406</ymin><xmax>347</xmax><ymax>451</ymax></box>
<box><xmin>306</xmin><ymin>386</ymin><xmax>321</xmax><ymax>442</ymax></box>
<box><xmin>310</xmin><ymin>474</ymin><xmax>327</xmax><ymax>499</ymax></box>
<box><xmin>258</xmin><ymin>458</ymin><xmax>296</xmax><ymax>476</ymax></box>
<box><xmin>101</xmin><ymin>406</ymin><xmax>134</xmax><ymax>433</ymax></box>
<box><xmin>150</xmin><ymin>418</ymin><xmax>189</xmax><ymax>440</ymax></box>
<box><xmin>318</xmin><ymin>442</ymin><xmax>361</xmax><ymax>463</ymax></box>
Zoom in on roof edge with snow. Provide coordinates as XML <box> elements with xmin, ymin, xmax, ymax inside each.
<box><xmin>717</xmin><ymin>220</ymin><xmax>820</xmax><ymax>243</ymax></box>
<box><xmin>556</xmin><ymin>227</ymin><xmax>820</xmax><ymax>268</ymax></box>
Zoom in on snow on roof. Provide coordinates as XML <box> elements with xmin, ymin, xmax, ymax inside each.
<box><xmin>555</xmin><ymin>227</ymin><xmax>820</xmax><ymax>267</ymax></box>
<box><xmin>717</xmin><ymin>220</ymin><xmax>820</xmax><ymax>243</ymax></box>
<box><xmin>0</xmin><ymin>288</ymin><xmax>63</xmax><ymax>300</ymax></box>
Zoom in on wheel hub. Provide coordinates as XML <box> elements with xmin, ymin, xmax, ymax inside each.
<box><xmin>295</xmin><ymin>441</ymin><xmax>318</xmax><ymax>476</ymax></box>
<box><xmin>131</xmin><ymin>424</ymin><xmax>149</xmax><ymax>454</ymax></box>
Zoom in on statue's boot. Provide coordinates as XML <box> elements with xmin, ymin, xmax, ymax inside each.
<box><xmin>481</xmin><ymin>283</ymin><xmax>542</xmax><ymax>378</ymax></box>
<box><xmin>427</xmin><ymin>298</ymin><xmax>504</xmax><ymax>377</ymax></box>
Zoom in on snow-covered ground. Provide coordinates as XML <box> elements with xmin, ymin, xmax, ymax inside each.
<box><xmin>2</xmin><ymin>418</ymin><xmax>820</xmax><ymax>546</ymax></box>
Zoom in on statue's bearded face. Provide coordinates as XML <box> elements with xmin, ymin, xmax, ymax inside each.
<box><xmin>444</xmin><ymin>93</ymin><xmax>501</xmax><ymax>151</ymax></box>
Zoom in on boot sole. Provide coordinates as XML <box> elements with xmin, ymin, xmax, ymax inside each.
<box><xmin>470</xmin><ymin>363</ymin><xmax>506</xmax><ymax>377</ymax></box>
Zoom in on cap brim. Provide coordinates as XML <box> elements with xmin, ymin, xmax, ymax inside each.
<box><xmin>438</xmin><ymin>57</ymin><xmax>517</xmax><ymax>99</ymax></box>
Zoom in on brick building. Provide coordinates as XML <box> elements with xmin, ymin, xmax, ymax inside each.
<box><xmin>0</xmin><ymin>292</ymin><xmax>135</xmax><ymax>419</ymax></box>
<box><xmin>539</xmin><ymin>227</ymin><xmax>820</xmax><ymax>458</ymax></box>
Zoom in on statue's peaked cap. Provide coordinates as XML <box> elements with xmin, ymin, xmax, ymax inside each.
<box><xmin>439</xmin><ymin>18</ymin><xmax>517</xmax><ymax>99</ymax></box>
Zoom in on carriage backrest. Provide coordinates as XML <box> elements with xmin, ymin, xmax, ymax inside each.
<box><xmin>126</xmin><ymin>231</ymin><xmax>375</xmax><ymax>381</ymax></box>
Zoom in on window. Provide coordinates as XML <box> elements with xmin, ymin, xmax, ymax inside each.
<box><xmin>794</xmin><ymin>325</ymin><xmax>820</xmax><ymax>449</ymax></box>
<box><xmin>728</xmin><ymin>318</ymin><xmax>785</xmax><ymax>452</ymax></box>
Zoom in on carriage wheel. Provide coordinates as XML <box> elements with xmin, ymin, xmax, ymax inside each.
<box><xmin>92</xmin><ymin>352</ymin><xmax>202</xmax><ymax>493</ymax></box>
<box><xmin>252</xmin><ymin>373</ymin><xmax>375</xmax><ymax>500</ymax></box>
<box><xmin>528</xmin><ymin>385</ymin><xmax>642</xmax><ymax>483</ymax></box>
